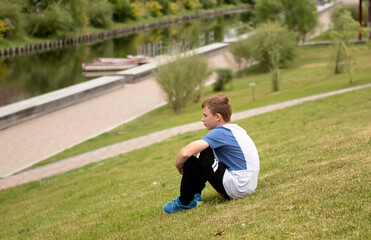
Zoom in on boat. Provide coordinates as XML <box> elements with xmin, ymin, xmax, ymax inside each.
<box><xmin>81</xmin><ymin>62</ymin><xmax>138</xmax><ymax>71</ymax></box>
<box><xmin>127</xmin><ymin>55</ymin><xmax>151</xmax><ymax>64</ymax></box>
<box><xmin>82</xmin><ymin>55</ymin><xmax>151</xmax><ymax>73</ymax></box>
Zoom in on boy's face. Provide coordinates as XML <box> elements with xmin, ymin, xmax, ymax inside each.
<box><xmin>202</xmin><ymin>107</ymin><xmax>219</xmax><ymax>130</ymax></box>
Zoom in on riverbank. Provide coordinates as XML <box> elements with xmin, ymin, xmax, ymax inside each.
<box><xmin>0</xmin><ymin>5</ymin><xmax>251</xmax><ymax>59</ymax></box>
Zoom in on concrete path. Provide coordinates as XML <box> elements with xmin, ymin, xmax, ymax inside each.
<box><xmin>1</xmin><ymin>83</ymin><xmax>370</xmax><ymax>190</ymax></box>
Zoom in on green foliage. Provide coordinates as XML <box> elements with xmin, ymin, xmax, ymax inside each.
<box><xmin>231</xmin><ymin>21</ymin><xmax>297</xmax><ymax>73</ymax></box>
<box><xmin>27</xmin><ymin>3</ymin><xmax>75</xmax><ymax>38</ymax></box>
<box><xmin>157</xmin><ymin>0</ymin><xmax>170</xmax><ymax>15</ymax></box>
<box><xmin>184</xmin><ymin>0</ymin><xmax>196</xmax><ymax>10</ymax></box>
<box><xmin>130</xmin><ymin>2</ymin><xmax>142</xmax><ymax>20</ymax></box>
<box><xmin>0</xmin><ymin>1</ymin><xmax>24</xmax><ymax>39</ymax></box>
<box><xmin>225</xmin><ymin>0</ymin><xmax>238</xmax><ymax>4</ymax></box>
<box><xmin>213</xmin><ymin>68</ymin><xmax>233</xmax><ymax>91</ymax></box>
<box><xmin>147</xmin><ymin>1</ymin><xmax>163</xmax><ymax>17</ymax></box>
<box><xmin>330</xmin><ymin>5</ymin><xmax>362</xmax><ymax>84</ymax></box>
<box><xmin>63</xmin><ymin>0</ymin><xmax>89</xmax><ymax>28</ymax></box>
<box><xmin>254</xmin><ymin>0</ymin><xmax>318</xmax><ymax>41</ymax></box>
<box><xmin>0</xmin><ymin>20</ymin><xmax>7</xmax><ymax>40</ymax></box>
<box><xmin>231</xmin><ymin>21</ymin><xmax>297</xmax><ymax>91</ymax></box>
<box><xmin>200</xmin><ymin>0</ymin><xmax>217</xmax><ymax>9</ymax></box>
<box><xmin>345</xmin><ymin>2</ymin><xmax>368</xmax><ymax>27</ymax></box>
<box><xmin>109</xmin><ymin>0</ymin><xmax>133</xmax><ymax>22</ymax></box>
<box><xmin>155</xmin><ymin>54</ymin><xmax>210</xmax><ymax>112</ymax></box>
<box><xmin>87</xmin><ymin>0</ymin><xmax>113</xmax><ymax>28</ymax></box>
<box><xmin>169</xmin><ymin>2</ymin><xmax>178</xmax><ymax>14</ymax></box>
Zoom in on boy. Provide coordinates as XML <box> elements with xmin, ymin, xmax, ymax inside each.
<box><xmin>163</xmin><ymin>94</ymin><xmax>260</xmax><ymax>214</ymax></box>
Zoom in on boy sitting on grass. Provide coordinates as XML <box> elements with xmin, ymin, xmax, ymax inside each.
<box><xmin>163</xmin><ymin>94</ymin><xmax>260</xmax><ymax>214</ymax></box>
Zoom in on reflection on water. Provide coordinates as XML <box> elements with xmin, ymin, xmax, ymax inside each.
<box><xmin>0</xmin><ymin>12</ymin><xmax>252</xmax><ymax>107</ymax></box>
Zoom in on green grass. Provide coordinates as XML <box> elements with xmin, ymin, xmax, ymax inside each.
<box><xmin>0</xmin><ymin>84</ymin><xmax>370</xmax><ymax>239</ymax></box>
<box><xmin>31</xmin><ymin>44</ymin><xmax>371</xmax><ymax>169</ymax></box>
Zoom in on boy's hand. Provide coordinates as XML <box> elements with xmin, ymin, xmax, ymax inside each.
<box><xmin>176</xmin><ymin>163</ymin><xmax>184</xmax><ymax>175</ymax></box>
<box><xmin>175</xmin><ymin>140</ymin><xmax>209</xmax><ymax>175</ymax></box>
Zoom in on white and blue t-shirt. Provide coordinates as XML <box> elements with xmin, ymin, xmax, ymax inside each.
<box><xmin>202</xmin><ymin>124</ymin><xmax>259</xmax><ymax>198</ymax></box>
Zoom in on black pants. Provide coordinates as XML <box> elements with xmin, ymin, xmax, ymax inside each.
<box><xmin>179</xmin><ymin>147</ymin><xmax>230</xmax><ymax>205</ymax></box>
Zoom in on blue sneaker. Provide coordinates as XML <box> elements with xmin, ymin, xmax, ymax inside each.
<box><xmin>163</xmin><ymin>193</ymin><xmax>203</xmax><ymax>214</ymax></box>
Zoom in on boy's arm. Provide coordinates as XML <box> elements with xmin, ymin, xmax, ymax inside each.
<box><xmin>175</xmin><ymin>140</ymin><xmax>209</xmax><ymax>175</ymax></box>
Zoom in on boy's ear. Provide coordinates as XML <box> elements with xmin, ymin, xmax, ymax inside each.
<box><xmin>215</xmin><ymin>113</ymin><xmax>222</xmax><ymax>122</ymax></box>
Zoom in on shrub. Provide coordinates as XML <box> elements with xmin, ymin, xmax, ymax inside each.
<box><xmin>155</xmin><ymin>53</ymin><xmax>210</xmax><ymax>112</ymax></box>
<box><xmin>184</xmin><ymin>0</ymin><xmax>196</xmax><ymax>10</ymax></box>
<box><xmin>216</xmin><ymin>0</ymin><xmax>224</xmax><ymax>6</ymax></box>
<box><xmin>65</xmin><ymin>0</ymin><xmax>89</xmax><ymax>28</ymax></box>
<box><xmin>87</xmin><ymin>0</ymin><xmax>113</xmax><ymax>28</ymax></box>
<box><xmin>110</xmin><ymin>0</ymin><xmax>132</xmax><ymax>22</ymax></box>
<box><xmin>27</xmin><ymin>3</ymin><xmax>74</xmax><ymax>38</ymax></box>
<box><xmin>200</xmin><ymin>0</ymin><xmax>217</xmax><ymax>9</ymax></box>
<box><xmin>130</xmin><ymin>2</ymin><xmax>142</xmax><ymax>20</ymax></box>
<box><xmin>147</xmin><ymin>1</ymin><xmax>163</xmax><ymax>17</ymax></box>
<box><xmin>169</xmin><ymin>2</ymin><xmax>178</xmax><ymax>14</ymax></box>
<box><xmin>157</xmin><ymin>0</ymin><xmax>170</xmax><ymax>15</ymax></box>
<box><xmin>0</xmin><ymin>20</ymin><xmax>6</xmax><ymax>40</ymax></box>
<box><xmin>224</xmin><ymin>0</ymin><xmax>237</xmax><ymax>4</ymax></box>
<box><xmin>213</xmin><ymin>68</ymin><xmax>233</xmax><ymax>91</ymax></box>
<box><xmin>0</xmin><ymin>2</ymin><xmax>24</xmax><ymax>39</ymax></box>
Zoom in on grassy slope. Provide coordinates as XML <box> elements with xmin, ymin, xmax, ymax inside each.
<box><xmin>32</xmin><ymin>44</ymin><xmax>371</xmax><ymax>168</ymax></box>
<box><xmin>0</xmin><ymin>84</ymin><xmax>370</xmax><ymax>239</ymax></box>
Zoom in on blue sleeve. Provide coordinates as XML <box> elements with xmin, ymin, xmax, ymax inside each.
<box><xmin>202</xmin><ymin>127</ymin><xmax>226</xmax><ymax>149</ymax></box>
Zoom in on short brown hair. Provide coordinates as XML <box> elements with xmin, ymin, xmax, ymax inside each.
<box><xmin>202</xmin><ymin>95</ymin><xmax>232</xmax><ymax>122</ymax></box>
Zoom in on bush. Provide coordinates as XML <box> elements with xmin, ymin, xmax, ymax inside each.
<box><xmin>147</xmin><ymin>1</ymin><xmax>163</xmax><ymax>17</ymax></box>
<box><xmin>0</xmin><ymin>2</ymin><xmax>24</xmax><ymax>39</ymax></box>
<box><xmin>0</xmin><ymin>20</ymin><xmax>6</xmax><ymax>40</ymax></box>
<box><xmin>157</xmin><ymin>0</ymin><xmax>170</xmax><ymax>15</ymax></box>
<box><xmin>224</xmin><ymin>0</ymin><xmax>237</xmax><ymax>4</ymax></box>
<box><xmin>200</xmin><ymin>0</ymin><xmax>217</xmax><ymax>9</ymax></box>
<box><xmin>130</xmin><ymin>3</ymin><xmax>142</xmax><ymax>20</ymax></box>
<box><xmin>213</xmin><ymin>68</ymin><xmax>233</xmax><ymax>91</ymax></box>
<box><xmin>183</xmin><ymin>0</ymin><xmax>196</xmax><ymax>10</ymax></box>
<box><xmin>169</xmin><ymin>2</ymin><xmax>178</xmax><ymax>14</ymax></box>
<box><xmin>110</xmin><ymin>0</ymin><xmax>132</xmax><ymax>22</ymax></box>
<box><xmin>216</xmin><ymin>0</ymin><xmax>224</xmax><ymax>6</ymax></box>
<box><xmin>27</xmin><ymin>3</ymin><xmax>74</xmax><ymax>38</ymax></box>
<box><xmin>155</xmin><ymin>53</ymin><xmax>210</xmax><ymax>112</ymax></box>
<box><xmin>87</xmin><ymin>0</ymin><xmax>113</xmax><ymax>28</ymax></box>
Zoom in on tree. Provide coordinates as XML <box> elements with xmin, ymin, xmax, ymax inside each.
<box><xmin>254</xmin><ymin>0</ymin><xmax>318</xmax><ymax>41</ymax></box>
<box><xmin>230</xmin><ymin>21</ymin><xmax>297</xmax><ymax>91</ymax></box>
<box><xmin>0</xmin><ymin>20</ymin><xmax>7</xmax><ymax>40</ymax></box>
<box><xmin>155</xmin><ymin>53</ymin><xmax>210</xmax><ymax>112</ymax></box>
<box><xmin>330</xmin><ymin>6</ymin><xmax>363</xmax><ymax>84</ymax></box>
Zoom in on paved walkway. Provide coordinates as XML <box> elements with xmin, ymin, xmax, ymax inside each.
<box><xmin>0</xmin><ymin>83</ymin><xmax>370</xmax><ymax>190</ymax></box>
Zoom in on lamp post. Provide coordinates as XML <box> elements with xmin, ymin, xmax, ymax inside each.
<box><xmin>369</xmin><ymin>0</ymin><xmax>371</xmax><ymax>39</ymax></box>
<box><xmin>249</xmin><ymin>82</ymin><xmax>256</xmax><ymax>101</ymax></box>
